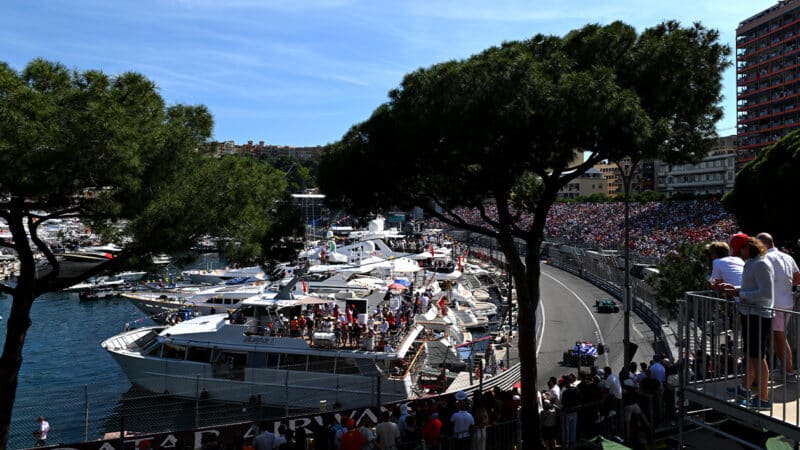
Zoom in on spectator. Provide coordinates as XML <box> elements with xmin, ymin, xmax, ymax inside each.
<box><xmin>422</xmin><ymin>412</ymin><xmax>443</xmax><ymax>450</ymax></box>
<box><xmin>758</xmin><ymin>232</ymin><xmax>800</xmax><ymax>380</ymax></box>
<box><xmin>339</xmin><ymin>418</ymin><xmax>366</xmax><ymax>450</ymax></box>
<box><xmin>253</xmin><ymin>423</ymin><xmax>287</xmax><ymax>450</ymax></box>
<box><xmin>540</xmin><ymin>400</ymin><xmax>560</xmax><ymax>450</ymax></box>
<box><xmin>721</xmin><ymin>236</ymin><xmax>775</xmax><ymax>410</ymax></box>
<box><xmin>375</xmin><ymin>411</ymin><xmax>400</xmax><ymax>450</ymax></box>
<box><xmin>451</xmin><ymin>391</ymin><xmax>474</xmax><ymax>449</ymax></box>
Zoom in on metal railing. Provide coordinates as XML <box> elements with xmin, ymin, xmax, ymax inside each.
<box><xmin>680</xmin><ymin>291</ymin><xmax>800</xmax><ymax>427</ymax></box>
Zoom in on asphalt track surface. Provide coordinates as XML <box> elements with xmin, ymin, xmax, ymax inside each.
<box><xmin>535</xmin><ymin>263</ymin><xmax>657</xmax><ymax>386</ymax></box>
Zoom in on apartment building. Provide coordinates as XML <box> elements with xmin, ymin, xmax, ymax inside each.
<box><xmin>736</xmin><ymin>0</ymin><xmax>800</xmax><ymax>167</ymax></box>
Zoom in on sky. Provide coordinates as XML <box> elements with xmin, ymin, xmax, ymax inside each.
<box><xmin>1</xmin><ymin>0</ymin><xmax>777</xmax><ymax>147</ymax></box>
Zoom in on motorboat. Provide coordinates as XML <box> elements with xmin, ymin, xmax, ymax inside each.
<box><xmin>122</xmin><ymin>278</ymin><xmax>291</xmax><ymax>319</ymax></box>
<box><xmin>181</xmin><ymin>265</ymin><xmax>266</xmax><ymax>285</ymax></box>
<box><xmin>114</xmin><ymin>271</ymin><xmax>147</xmax><ymax>282</ymax></box>
<box><xmin>63</xmin><ymin>275</ymin><xmax>128</xmax><ymax>300</ymax></box>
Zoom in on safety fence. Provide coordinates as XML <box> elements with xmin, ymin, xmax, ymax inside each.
<box><xmin>680</xmin><ymin>291</ymin><xmax>800</xmax><ymax>441</ymax></box>
<box><xmin>29</xmin><ymin>392</ymin><xmax>522</xmax><ymax>450</ymax></box>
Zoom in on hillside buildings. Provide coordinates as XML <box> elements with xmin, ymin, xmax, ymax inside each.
<box><xmin>215</xmin><ymin>140</ymin><xmax>323</xmax><ymax>161</ymax></box>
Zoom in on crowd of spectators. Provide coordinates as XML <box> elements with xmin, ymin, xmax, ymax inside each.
<box><xmin>539</xmin><ymin>353</ymin><xmax>679</xmax><ymax>449</ymax></box>
<box><xmin>425</xmin><ymin>200</ymin><xmax>737</xmax><ymax>260</ymax></box>
<box><xmin>306</xmin><ymin>387</ymin><xmax>520</xmax><ymax>450</ymax></box>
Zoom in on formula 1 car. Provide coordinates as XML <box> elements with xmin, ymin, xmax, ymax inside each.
<box><xmin>595</xmin><ymin>298</ymin><xmax>620</xmax><ymax>313</ymax></box>
<box><xmin>562</xmin><ymin>341</ymin><xmax>605</xmax><ymax>367</ymax></box>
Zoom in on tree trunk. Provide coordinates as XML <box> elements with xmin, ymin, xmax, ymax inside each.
<box><xmin>498</xmin><ymin>233</ymin><xmax>543</xmax><ymax>450</ymax></box>
<box><xmin>0</xmin><ymin>207</ymin><xmax>38</xmax><ymax>449</ymax></box>
<box><xmin>0</xmin><ymin>289</ymin><xmax>34</xmax><ymax>448</ymax></box>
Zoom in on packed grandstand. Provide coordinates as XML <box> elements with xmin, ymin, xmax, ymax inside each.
<box><xmin>426</xmin><ymin>199</ymin><xmax>737</xmax><ymax>260</ymax></box>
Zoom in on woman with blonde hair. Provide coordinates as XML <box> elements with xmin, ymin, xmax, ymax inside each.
<box><xmin>720</xmin><ymin>236</ymin><xmax>774</xmax><ymax>409</ymax></box>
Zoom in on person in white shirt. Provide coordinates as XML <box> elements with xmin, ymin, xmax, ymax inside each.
<box><xmin>707</xmin><ymin>241</ymin><xmax>744</xmax><ymax>288</ymax></box>
<box><xmin>547</xmin><ymin>377</ymin><xmax>561</xmax><ymax>406</ymax></box>
<box><xmin>758</xmin><ymin>232</ymin><xmax>800</xmax><ymax>378</ymax></box>
<box><xmin>253</xmin><ymin>423</ymin><xmax>287</xmax><ymax>450</ymax></box>
<box><xmin>33</xmin><ymin>416</ymin><xmax>49</xmax><ymax>447</ymax></box>
<box><xmin>451</xmin><ymin>392</ymin><xmax>475</xmax><ymax>443</ymax></box>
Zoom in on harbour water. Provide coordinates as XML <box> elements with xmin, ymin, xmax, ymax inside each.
<box><xmin>0</xmin><ymin>254</ymin><xmax>271</xmax><ymax>449</ymax></box>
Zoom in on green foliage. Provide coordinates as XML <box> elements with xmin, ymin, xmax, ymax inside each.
<box><xmin>269</xmin><ymin>155</ymin><xmax>318</xmax><ymax>193</ymax></box>
<box><xmin>0</xmin><ymin>60</ymin><xmax>301</xmax><ymax>449</ymax></box>
<box><xmin>723</xmin><ymin>130</ymin><xmax>800</xmax><ymax>247</ymax></box>
<box><xmin>318</xmin><ymin>22</ymin><xmax>729</xmax><ymax>449</ymax></box>
<box><xmin>320</xmin><ymin>21</ymin><xmax>730</xmax><ymax>224</ymax></box>
<box><xmin>648</xmin><ymin>242</ymin><xmax>710</xmax><ymax>315</ymax></box>
<box><xmin>129</xmin><ymin>156</ymin><xmax>300</xmax><ymax>264</ymax></box>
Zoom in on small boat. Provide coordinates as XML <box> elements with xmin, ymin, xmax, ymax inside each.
<box><xmin>151</xmin><ymin>254</ymin><xmax>171</xmax><ymax>265</ymax></box>
<box><xmin>114</xmin><ymin>271</ymin><xmax>147</xmax><ymax>282</ymax></box>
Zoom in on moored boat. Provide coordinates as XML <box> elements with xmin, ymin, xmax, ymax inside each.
<box><xmin>103</xmin><ymin>268</ymin><xmax>521</xmax><ymax>411</ymax></box>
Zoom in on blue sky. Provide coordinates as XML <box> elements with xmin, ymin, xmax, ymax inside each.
<box><xmin>2</xmin><ymin>0</ymin><xmax>775</xmax><ymax>146</ymax></box>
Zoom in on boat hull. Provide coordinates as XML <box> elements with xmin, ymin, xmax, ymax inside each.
<box><xmin>105</xmin><ymin>351</ymin><xmax>411</xmax><ymax>410</ymax></box>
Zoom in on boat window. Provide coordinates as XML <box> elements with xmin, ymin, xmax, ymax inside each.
<box><xmin>335</xmin><ymin>357</ymin><xmax>360</xmax><ymax>375</ymax></box>
<box><xmin>133</xmin><ymin>330</ymin><xmax>159</xmax><ymax>350</ymax></box>
<box><xmin>163</xmin><ymin>344</ymin><xmax>187</xmax><ymax>360</ymax></box>
<box><xmin>267</xmin><ymin>353</ymin><xmax>280</xmax><ymax>368</ymax></box>
<box><xmin>307</xmin><ymin>356</ymin><xmax>336</xmax><ymax>373</ymax></box>
<box><xmin>281</xmin><ymin>353</ymin><xmax>307</xmax><ymax>371</ymax></box>
<box><xmin>248</xmin><ymin>352</ymin><xmax>266</xmax><ymax>368</ymax></box>
<box><xmin>187</xmin><ymin>346</ymin><xmax>212</xmax><ymax>363</ymax></box>
<box><xmin>147</xmin><ymin>344</ymin><xmax>163</xmax><ymax>357</ymax></box>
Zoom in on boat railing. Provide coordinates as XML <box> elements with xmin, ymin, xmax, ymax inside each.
<box><xmin>388</xmin><ymin>342</ymin><xmax>427</xmax><ymax>380</ymax></box>
<box><xmin>242</xmin><ymin>317</ymin><xmax>289</xmax><ymax>337</ymax></box>
<box><xmin>104</xmin><ymin>328</ymin><xmax>160</xmax><ymax>352</ymax></box>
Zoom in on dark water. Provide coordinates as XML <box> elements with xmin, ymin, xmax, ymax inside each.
<box><xmin>0</xmin><ymin>254</ymin><xmax>257</xmax><ymax>449</ymax></box>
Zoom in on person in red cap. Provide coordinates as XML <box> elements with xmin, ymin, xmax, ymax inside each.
<box><xmin>720</xmin><ymin>235</ymin><xmax>775</xmax><ymax>410</ymax></box>
<box><xmin>338</xmin><ymin>418</ymin><xmax>365</xmax><ymax>450</ymax></box>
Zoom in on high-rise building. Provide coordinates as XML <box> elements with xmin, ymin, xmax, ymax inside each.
<box><xmin>736</xmin><ymin>0</ymin><xmax>800</xmax><ymax>168</ymax></box>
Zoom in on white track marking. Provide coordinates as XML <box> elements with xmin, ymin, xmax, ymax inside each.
<box><xmin>542</xmin><ymin>271</ymin><xmax>608</xmax><ymax>366</ymax></box>
<box><xmin>537</xmin><ymin>297</ymin><xmax>545</xmax><ymax>356</ymax></box>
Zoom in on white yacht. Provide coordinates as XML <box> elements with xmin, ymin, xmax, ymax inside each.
<box><xmin>102</xmin><ymin>296</ymin><xmax>432</xmax><ymax>410</ymax></box>
<box><xmin>181</xmin><ymin>265</ymin><xmax>266</xmax><ymax>285</ymax></box>
<box><xmin>122</xmin><ymin>278</ymin><xmax>292</xmax><ymax>319</ymax></box>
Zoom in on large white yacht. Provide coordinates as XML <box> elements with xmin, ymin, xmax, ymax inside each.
<box><xmin>102</xmin><ymin>296</ymin><xmax>436</xmax><ymax>410</ymax></box>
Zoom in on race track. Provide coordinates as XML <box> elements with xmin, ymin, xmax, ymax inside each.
<box><xmin>535</xmin><ymin>263</ymin><xmax>657</xmax><ymax>386</ymax></box>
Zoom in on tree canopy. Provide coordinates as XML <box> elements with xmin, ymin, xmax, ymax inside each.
<box><xmin>319</xmin><ymin>21</ymin><xmax>729</xmax><ymax>449</ymax></box>
<box><xmin>723</xmin><ymin>130</ymin><xmax>800</xmax><ymax>248</ymax></box>
<box><xmin>0</xmin><ymin>59</ymin><xmax>301</xmax><ymax>447</ymax></box>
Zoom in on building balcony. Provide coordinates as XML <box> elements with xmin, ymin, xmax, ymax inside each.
<box><xmin>737</xmin><ymin>47</ymin><xmax>800</xmax><ymax>74</ymax></box>
<box><xmin>737</xmin><ymin>76</ymin><xmax>800</xmax><ymax>100</ymax></box>
<box><xmin>737</xmin><ymin>16</ymin><xmax>800</xmax><ymax>48</ymax></box>
<box><xmin>737</xmin><ymin>96</ymin><xmax>800</xmax><ymax>118</ymax></box>
<box><xmin>738</xmin><ymin>32</ymin><xmax>800</xmax><ymax>62</ymax></box>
